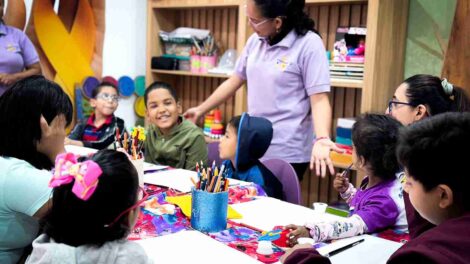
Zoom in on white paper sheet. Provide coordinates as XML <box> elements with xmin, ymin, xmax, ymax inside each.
<box><xmin>317</xmin><ymin>235</ymin><xmax>403</xmax><ymax>264</ymax></box>
<box><xmin>143</xmin><ymin>162</ymin><xmax>168</xmax><ymax>172</ymax></box>
<box><xmin>230</xmin><ymin>197</ymin><xmax>341</xmax><ymax>231</ymax></box>
<box><xmin>143</xmin><ymin>169</ymin><xmax>198</xmax><ymax>193</ymax></box>
<box><xmin>65</xmin><ymin>145</ymin><xmax>97</xmax><ymax>156</ymax></box>
<box><xmin>136</xmin><ymin>231</ymin><xmax>262</xmax><ymax>264</ymax></box>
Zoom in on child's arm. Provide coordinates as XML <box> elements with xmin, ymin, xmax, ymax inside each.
<box><xmin>340</xmin><ymin>183</ymin><xmax>357</xmax><ymax>204</ymax></box>
<box><xmin>286</xmin><ymin>215</ymin><xmax>367</xmax><ymax>246</ymax></box>
<box><xmin>305</xmin><ymin>214</ymin><xmax>368</xmax><ymax>242</ymax></box>
<box><xmin>183</xmin><ymin>134</ymin><xmax>208</xmax><ymax>170</ymax></box>
<box><xmin>67</xmin><ymin>122</ymin><xmax>84</xmax><ymax>140</ymax></box>
<box><xmin>83</xmin><ymin>119</ymin><xmax>125</xmax><ymax>150</ymax></box>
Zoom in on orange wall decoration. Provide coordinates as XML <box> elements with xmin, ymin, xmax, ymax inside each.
<box><xmin>4</xmin><ymin>0</ymin><xmax>105</xmax><ymax>114</ymax></box>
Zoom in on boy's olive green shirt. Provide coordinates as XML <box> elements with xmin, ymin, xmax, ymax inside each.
<box><xmin>144</xmin><ymin>116</ymin><xmax>208</xmax><ymax>170</ymax></box>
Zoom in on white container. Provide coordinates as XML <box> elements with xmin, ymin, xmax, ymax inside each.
<box><xmin>313</xmin><ymin>202</ymin><xmax>328</xmax><ymax>213</ymax></box>
<box><xmin>256</xmin><ymin>241</ymin><xmax>274</xmax><ymax>255</ymax></box>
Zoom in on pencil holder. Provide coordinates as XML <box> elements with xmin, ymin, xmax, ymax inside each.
<box><xmin>199</xmin><ymin>55</ymin><xmax>217</xmax><ymax>73</ymax></box>
<box><xmin>191</xmin><ymin>188</ymin><xmax>228</xmax><ymax>233</ymax></box>
<box><xmin>190</xmin><ymin>55</ymin><xmax>201</xmax><ymax>73</ymax></box>
<box><xmin>130</xmin><ymin>158</ymin><xmax>144</xmax><ymax>187</ymax></box>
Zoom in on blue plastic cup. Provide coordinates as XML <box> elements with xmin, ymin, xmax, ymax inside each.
<box><xmin>191</xmin><ymin>189</ymin><xmax>228</xmax><ymax>233</ymax></box>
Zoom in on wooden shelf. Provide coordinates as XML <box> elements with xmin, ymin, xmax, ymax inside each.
<box><xmin>150</xmin><ymin>0</ymin><xmax>239</xmax><ymax>9</ymax></box>
<box><xmin>306</xmin><ymin>0</ymin><xmax>366</xmax><ymax>4</ymax></box>
<box><xmin>152</xmin><ymin>69</ymin><xmax>230</xmax><ymax>79</ymax></box>
<box><xmin>153</xmin><ymin>70</ymin><xmax>361</xmax><ymax>87</ymax></box>
<box><xmin>331</xmin><ymin>78</ymin><xmax>363</xmax><ymax>89</ymax></box>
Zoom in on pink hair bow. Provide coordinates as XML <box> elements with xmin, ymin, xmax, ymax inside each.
<box><xmin>50</xmin><ymin>153</ymin><xmax>103</xmax><ymax>201</ymax></box>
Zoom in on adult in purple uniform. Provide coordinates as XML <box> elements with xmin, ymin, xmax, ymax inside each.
<box><xmin>185</xmin><ymin>0</ymin><xmax>341</xmax><ymax>179</ymax></box>
<box><xmin>0</xmin><ymin>0</ymin><xmax>41</xmax><ymax>96</ymax></box>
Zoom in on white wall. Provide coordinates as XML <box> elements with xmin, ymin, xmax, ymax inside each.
<box><xmin>103</xmin><ymin>0</ymin><xmax>146</xmax><ymax>129</ymax></box>
<box><xmin>7</xmin><ymin>0</ymin><xmax>146</xmax><ymax>129</ymax></box>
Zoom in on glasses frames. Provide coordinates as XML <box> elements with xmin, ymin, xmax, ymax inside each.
<box><xmin>388</xmin><ymin>99</ymin><xmax>414</xmax><ymax>113</ymax></box>
<box><xmin>97</xmin><ymin>93</ymin><xmax>120</xmax><ymax>103</ymax></box>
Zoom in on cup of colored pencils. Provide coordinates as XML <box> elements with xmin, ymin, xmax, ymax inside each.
<box><xmin>190</xmin><ymin>161</ymin><xmax>229</xmax><ymax>233</ymax></box>
<box><xmin>116</xmin><ymin>126</ymin><xmax>146</xmax><ymax>186</ymax></box>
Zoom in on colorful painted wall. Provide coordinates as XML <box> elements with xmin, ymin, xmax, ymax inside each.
<box><xmin>404</xmin><ymin>0</ymin><xmax>457</xmax><ymax>78</ymax></box>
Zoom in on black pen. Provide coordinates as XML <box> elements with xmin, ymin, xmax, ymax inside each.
<box><xmin>325</xmin><ymin>238</ymin><xmax>364</xmax><ymax>257</ymax></box>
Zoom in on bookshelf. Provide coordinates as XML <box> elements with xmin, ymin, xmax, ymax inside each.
<box><xmin>146</xmin><ymin>0</ymin><xmax>409</xmax><ymax>205</ymax></box>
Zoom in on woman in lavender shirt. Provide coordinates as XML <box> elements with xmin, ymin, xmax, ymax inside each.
<box><xmin>185</xmin><ymin>0</ymin><xmax>341</xmax><ymax>179</ymax></box>
<box><xmin>0</xmin><ymin>0</ymin><xmax>41</xmax><ymax>96</ymax></box>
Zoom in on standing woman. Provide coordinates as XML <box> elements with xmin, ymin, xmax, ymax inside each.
<box><xmin>0</xmin><ymin>0</ymin><xmax>41</xmax><ymax>96</ymax></box>
<box><xmin>185</xmin><ymin>0</ymin><xmax>340</xmax><ymax>179</ymax></box>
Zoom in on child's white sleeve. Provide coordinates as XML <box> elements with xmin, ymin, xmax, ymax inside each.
<box><xmin>340</xmin><ymin>183</ymin><xmax>357</xmax><ymax>204</ymax></box>
<box><xmin>304</xmin><ymin>214</ymin><xmax>368</xmax><ymax>242</ymax></box>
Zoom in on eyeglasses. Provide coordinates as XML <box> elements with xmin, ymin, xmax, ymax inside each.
<box><xmin>248</xmin><ymin>17</ymin><xmax>272</xmax><ymax>29</ymax></box>
<box><xmin>104</xmin><ymin>186</ymin><xmax>149</xmax><ymax>227</ymax></box>
<box><xmin>96</xmin><ymin>93</ymin><xmax>120</xmax><ymax>103</ymax></box>
<box><xmin>388</xmin><ymin>99</ymin><xmax>414</xmax><ymax>113</ymax></box>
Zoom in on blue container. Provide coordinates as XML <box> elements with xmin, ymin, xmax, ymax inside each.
<box><xmin>191</xmin><ymin>189</ymin><xmax>228</xmax><ymax>233</ymax></box>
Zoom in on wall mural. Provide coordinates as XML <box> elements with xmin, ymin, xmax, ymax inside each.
<box><xmin>4</xmin><ymin>0</ymin><xmax>105</xmax><ymax>112</ymax></box>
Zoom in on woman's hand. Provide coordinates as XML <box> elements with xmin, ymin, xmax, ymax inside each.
<box><xmin>285</xmin><ymin>224</ymin><xmax>311</xmax><ymax>247</ymax></box>
<box><xmin>0</xmin><ymin>73</ymin><xmax>19</xmax><ymax>86</ymax></box>
<box><xmin>310</xmin><ymin>138</ymin><xmax>344</xmax><ymax>177</ymax></box>
<box><xmin>183</xmin><ymin>107</ymin><xmax>203</xmax><ymax>123</ymax></box>
<box><xmin>37</xmin><ymin>115</ymin><xmax>67</xmax><ymax>162</ymax></box>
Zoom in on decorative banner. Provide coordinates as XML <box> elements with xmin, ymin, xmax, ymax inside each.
<box><xmin>33</xmin><ymin>0</ymin><xmax>97</xmax><ymax>110</ymax></box>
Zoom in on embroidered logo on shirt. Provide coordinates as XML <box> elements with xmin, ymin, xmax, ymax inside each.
<box><xmin>276</xmin><ymin>56</ymin><xmax>290</xmax><ymax>71</ymax></box>
<box><xmin>6</xmin><ymin>44</ymin><xmax>19</xmax><ymax>53</ymax></box>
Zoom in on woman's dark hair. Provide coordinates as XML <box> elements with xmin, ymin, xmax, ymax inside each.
<box><xmin>144</xmin><ymin>81</ymin><xmax>178</xmax><ymax>106</ymax></box>
<box><xmin>397</xmin><ymin>112</ymin><xmax>470</xmax><ymax>211</ymax></box>
<box><xmin>0</xmin><ymin>75</ymin><xmax>73</xmax><ymax>170</ymax></box>
<box><xmin>352</xmin><ymin>114</ymin><xmax>402</xmax><ymax>181</ymax></box>
<box><xmin>42</xmin><ymin>149</ymin><xmax>139</xmax><ymax>246</ymax></box>
<box><xmin>228</xmin><ymin>115</ymin><xmax>242</xmax><ymax>134</ymax></box>
<box><xmin>403</xmin><ymin>74</ymin><xmax>470</xmax><ymax>116</ymax></box>
<box><xmin>254</xmin><ymin>0</ymin><xmax>318</xmax><ymax>42</ymax></box>
<box><xmin>91</xmin><ymin>82</ymin><xmax>120</xmax><ymax>98</ymax></box>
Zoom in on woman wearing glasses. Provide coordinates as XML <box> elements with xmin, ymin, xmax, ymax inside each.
<box><xmin>185</xmin><ymin>0</ymin><xmax>340</xmax><ymax>180</ymax></box>
<box><xmin>387</xmin><ymin>74</ymin><xmax>470</xmax><ymax>125</ymax></box>
<box><xmin>65</xmin><ymin>82</ymin><xmax>127</xmax><ymax>150</ymax></box>
<box><xmin>386</xmin><ymin>74</ymin><xmax>470</xmax><ymax>239</ymax></box>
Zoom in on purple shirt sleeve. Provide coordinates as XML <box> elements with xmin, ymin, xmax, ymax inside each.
<box><xmin>234</xmin><ymin>34</ymin><xmax>257</xmax><ymax>80</ymax></box>
<box><xmin>301</xmin><ymin>35</ymin><xmax>330</xmax><ymax>96</ymax></box>
<box><xmin>19</xmin><ymin>32</ymin><xmax>39</xmax><ymax>66</ymax></box>
<box><xmin>354</xmin><ymin>193</ymin><xmax>399</xmax><ymax>233</ymax></box>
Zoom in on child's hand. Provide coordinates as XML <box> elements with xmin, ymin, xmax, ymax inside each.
<box><xmin>64</xmin><ymin>138</ymin><xmax>84</xmax><ymax>147</ymax></box>
<box><xmin>285</xmin><ymin>224</ymin><xmax>311</xmax><ymax>247</ymax></box>
<box><xmin>37</xmin><ymin>115</ymin><xmax>67</xmax><ymax>162</ymax></box>
<box><xmin>333</xmin><ymin>172</ymin><xmax>350</xmax><ymax>193</ymax></box>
